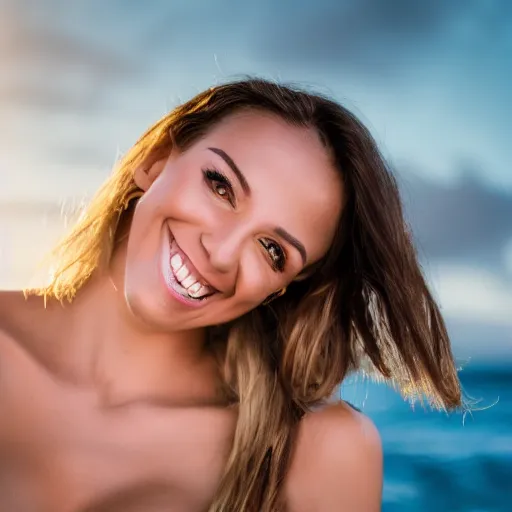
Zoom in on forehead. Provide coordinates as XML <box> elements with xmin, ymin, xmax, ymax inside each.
<box><xmin>193</xmin><ymin>111</ymin><xmax>344</xmax><ymax>262</ymax></box>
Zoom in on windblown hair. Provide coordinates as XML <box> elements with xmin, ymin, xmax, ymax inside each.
<box><xmin>35</xmin><ymin>78</ymin><xmax>462</xmax><ymax>511</ymax></box>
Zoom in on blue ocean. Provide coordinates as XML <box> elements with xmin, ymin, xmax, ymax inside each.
<box><xmin>341</xmin><ymin>364</ymin><xmax>512</xmax><ymax>511</ymax></box>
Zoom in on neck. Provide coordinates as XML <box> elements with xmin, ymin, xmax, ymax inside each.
<box><xmin>50</xmin><ymin>246</ymin><xmax>220</xmax><ymax>408</ymax></box>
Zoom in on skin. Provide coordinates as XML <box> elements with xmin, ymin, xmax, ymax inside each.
<box><xmin>0</xmin><ymin>111</ymin><xmax>382</xmax><ymax>511</ymax></box>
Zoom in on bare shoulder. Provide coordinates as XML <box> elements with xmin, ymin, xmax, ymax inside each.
<box><xmin>0</xmin><ymin>290</ymin><xmax>28</xmax><ymax>341</ymax></box>
<box><xmin>0</xmin><ymin>290</ymin><xmax>44</xmax><ymax>345</ymax></box>
<box><xmin>0</xmin><ymin>290</ymin><xmax>56</xmax><ymax>373</ymax></box>
<box><xmin>0</xmin><ymin>291</ymin><xmax>38</xmax><ymax>431</ymax></box>
<box><xmin>284</xmin><ymin>401</ymin><xmax>383</xmax><ymax>512</ymax></box>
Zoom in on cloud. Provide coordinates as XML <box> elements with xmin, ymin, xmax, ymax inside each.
<box><xmin>0</xmin><ymin>5</ymin><xmax>137</xmax><ymax>78</ymax></box>
<box><xmin>431</xmin><ymin>263</ymin><xmax>512</xmax><ymax>328</ymax></box>
<box><xmin>398</xmin><ymin>168</ymin><xmax>512</xmax><ymax>271</ymax></box>
<box><xmin>0</xmin><ymin>81</ymin><xmax>106</xmax><ymax>113</ymax></box>
<box><xmin>0</xmin><ymin>4</ymin><xmax>141</xmax><ymax>113</ymax></box>
<box><xmin>252</xmin><ymin>0</ymin><xmax>464</xmax><ymax>65</ymax></box>
<box><xmin>0</xmin><ymin>200</ymin><xmax>75</xmax><ymax>216</ymax></box>
<box><xmin>247</xmin><ymin>0</ymin><xmax>511</xmax><ymax>76</ymax></box>
<box><xmin>444</xmin><ymin>316</ymin><xmax>512</xmax><ymax>361</ymax></box>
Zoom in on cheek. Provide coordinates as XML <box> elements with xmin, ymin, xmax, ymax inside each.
<box><xmin>217</xmin><ymin>273</ymin><xmax>280</xmax><ymax>323</ymax></box>
<box><xmin>151</xmin><ymin>165</ymin><xmax>212</xmax><ymax>220</ymax></box>
<box><xmin>234</xmin><ymin>255</ymin><xmax>280</xmax><ymax>301</ymax></box>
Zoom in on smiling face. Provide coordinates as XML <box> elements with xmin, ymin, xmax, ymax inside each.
<box><xmin>122</xmin><ymin>110</ymin><xmax>344</xmax><ymax>331</ymax></box>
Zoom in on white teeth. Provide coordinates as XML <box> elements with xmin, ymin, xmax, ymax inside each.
<box><xmin>167</xmin><ymin>235</ymin><xmax>215</xmax><ymax>300</ymax></box>
<box><xmin>187</xmin><ymin>282</ymin><xmax>202</xmax><ymax>295</ymax></box>
<box><xmin>176</xmin><ymin>265</ymin><xmax>189</xmax><ymax>281</ymax></box>
<box><xmin>170</xmin><ymin>254</ymin><xmax>182</xmax><ymax>271</ymax></box>
<box><xmin>170</xmin><ymin>251</ymin><xmax>203</xmax><ymax>290</ymax></box>
<box><xmin>188</xmin><ymin>284</ymin><xmax>208</xmax><ymax>299</ymax></box>
<box><xmin>181</xmin><ymin>275</ymin><xmax>197</xmax><ymax>289</ymax></box>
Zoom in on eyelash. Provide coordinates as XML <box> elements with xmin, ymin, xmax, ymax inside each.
<box><xmin>202</xmin><ymin>167</ymin><xmax>287</xmax><ymax>273</ymax></box>
<box><xmin>202</xmin><ymin>168</ymin><xmax>236</xmax><ymax>207</ymax></box>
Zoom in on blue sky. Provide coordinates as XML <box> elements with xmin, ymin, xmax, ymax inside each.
<box><xmin>0</xmin><ymin>0</ymin><xmax>511</xmax><ymax>360</ymax></box>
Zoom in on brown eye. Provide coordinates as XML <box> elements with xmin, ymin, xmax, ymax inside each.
<box><xmin>215</xmin><ymin>184</ymin><xmax>228</xmax><ymax>197</ymax></box>
<box><xmin>260</xmin><ymin>238</ymin><xmax>286</xmax><ymax>272</ymax></box>
<box><xmin>203</xmin><ymin>168</ymin><xmax>236</xmax><ymax>207</ymax></box>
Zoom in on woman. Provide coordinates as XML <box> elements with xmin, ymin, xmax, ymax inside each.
<box><xmin>0</xmin><ymin>78</ymin><xmax>462</xmax><ymax>511</ymax></box>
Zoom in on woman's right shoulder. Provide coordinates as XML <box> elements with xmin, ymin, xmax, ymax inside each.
<box><xmin>0</xmin><ymin>290</ymin><xmax>59</xmax><ymax>393</ymax></box>
<box><xmin>0</xmin><ymin>290</ymin><xmax>40</xmax><ymax>337</ymax></box>
<box><xmin>0</xmin><ymin>291</ymin><xmax>50</xmax><ymax>443</ymax></box>
<box><xmin>0</xmin><ymin>290</ymin><xmax>28</xmax><ymax>337</ymax></box>
<box><xmin>0</xmin><ymin>290</ymin><xmax>48</xmax><ymax>361</ymax></box>
<box><xmin>0</xmin><ymin>291</ymin><xmax>74</xmax><ymax>386</ymax></box>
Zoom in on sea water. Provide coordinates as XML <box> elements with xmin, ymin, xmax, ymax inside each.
<box><xmin>341</xmin><ymin>364</ymin><xmax>512</xmax><ymax>511</ymax></box>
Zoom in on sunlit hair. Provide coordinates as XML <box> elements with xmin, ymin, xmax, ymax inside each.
<box><xmin>33</xmin><ymin>78</ymin><xmax>462</xmax><ymax>511</ymax></box>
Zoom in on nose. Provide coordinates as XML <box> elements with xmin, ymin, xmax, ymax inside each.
<box><xmin>200</xmin><ymin>225</ymin><xmax>246</xmax><ymax>275</ymax></box>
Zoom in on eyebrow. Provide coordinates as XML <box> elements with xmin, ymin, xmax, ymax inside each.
<box><xmin>208</xmin><ymin>146</ymin><xmax>308</xmax><ymax>265</ymax></box>
<box><xmin>274</xmin><ymin>227</ymin><xmax>307</xmax><ymax>265</ymax></box>
<box><xmin>208</xmin><ymin>147</ymin><xmax>251</xmax><ymax>196</ymax></box>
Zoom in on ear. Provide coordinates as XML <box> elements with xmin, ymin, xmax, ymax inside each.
<box><xmin>133</xmin><ymin>154</ymin><xmax>169</xmax><ymax>192</ymax></box>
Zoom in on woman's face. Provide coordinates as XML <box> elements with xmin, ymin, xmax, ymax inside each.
<box><xmin>123</xmin><ymin>111</ymin><xmax>344</xmax><ymax>332</ymax></box>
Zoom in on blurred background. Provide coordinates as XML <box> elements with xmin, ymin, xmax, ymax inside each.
<box><xmin>0</xmin><ymin>0</ymin><xmax>510</xmax><ymax>510</ymax></box>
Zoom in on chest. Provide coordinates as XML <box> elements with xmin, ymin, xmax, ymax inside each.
<box><xmin>0</xmin><ymin>340</ymin><xmax>235</xmax><ymax>512</ymax></box>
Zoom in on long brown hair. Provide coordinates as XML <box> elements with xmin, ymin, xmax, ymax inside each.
<box><xmin>35</xmin><ymin>78</ymin><xmax>462</xmax><ymax>511</ymax></box>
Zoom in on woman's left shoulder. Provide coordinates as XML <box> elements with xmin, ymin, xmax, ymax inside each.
<box><xmin>284</xmin><ymin>401</ymin><xmax>383</xmax><ymax>511</ymax></box>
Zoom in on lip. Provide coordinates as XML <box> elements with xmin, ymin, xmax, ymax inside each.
<box><xmin>160</xmin><ymin>226</ymin><xmax>217</xmax><ymax>308</ymax></box>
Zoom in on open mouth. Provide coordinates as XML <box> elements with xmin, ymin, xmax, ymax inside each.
<box><xmin>162</xmin><ymin>228</ymin><xmax>218</xmax><ymax>305</ymax></box>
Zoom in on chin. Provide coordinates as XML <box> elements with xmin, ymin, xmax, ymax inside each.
<box><xmin>123</xmin><ymin>278</ymin><xmax>174</xmax><ymax>331</ymax></box>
